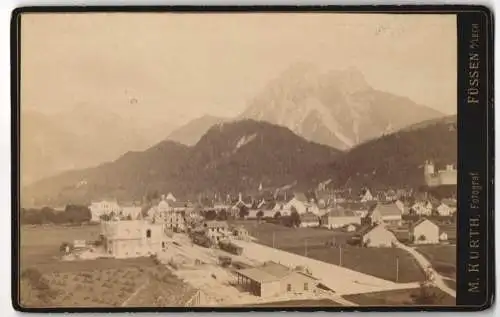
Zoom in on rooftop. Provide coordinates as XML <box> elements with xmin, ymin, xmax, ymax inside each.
<box><xmin>236</xmin><ymin>261</ymin><xmax>292</xmax><ymax>283</ymax></box>
<box><xmin>368</xmin><ymin>203</ymin><xmax>402</xmax><ymax>217</ymax></box>
<box><xmin>204</xmin><ymin>220</ymin><xmax>229</xmax><ymax>229</ymax></box>
<box><xmin>326</xmin><ymin>207</ymin><xmax>357</xmax><ymax>217</ymax></box>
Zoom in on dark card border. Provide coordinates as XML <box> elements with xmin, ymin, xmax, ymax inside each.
<box><xmin>11</xmin><ymin>5</ymin><xmax>495</xmax><ymax>313</ymax></box>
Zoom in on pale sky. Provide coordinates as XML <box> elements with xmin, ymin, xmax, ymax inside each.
<box><xmin>21</xmin><ymin>13</ymin><xmax>457</xmax><ymax>124</ymax></box>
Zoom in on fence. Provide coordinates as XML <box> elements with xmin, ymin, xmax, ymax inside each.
<box><xmin>184</xmin><ymin>290</ymin><xmax>207</xmax><ymax>307</ymax></box>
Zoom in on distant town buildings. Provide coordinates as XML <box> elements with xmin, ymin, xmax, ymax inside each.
<box><xmin>299</xmin><ymin>212</ymin><xmax>320</xmax><ymax>228</ymax></box>
<box><xmin>366</xmin><ymin>203</ymin><xmax>403</xmax><ymax>226</ymax></box>
<box><xmin>89</xmin><ymin>200</ymin><xmax>121</xmax><ymax>222</ymax></box>
<box><xmin>203</xmin><ymin>220</ymin><xmax>230</xmax><ymax>243</ymax></box>
<box><xmin>320</xmin><ymin>207</ymin><xmax>361</xmax><ymax>229</ymax></box>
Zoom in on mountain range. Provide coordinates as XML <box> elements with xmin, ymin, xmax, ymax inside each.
<box><xmin>167</xmin><ymin>64</ymin><xmax>443</xmax><ymax>149</ymax></box>
<box><xmin>20</xmin><ymin>106</ymin><xmax>180</xmax><ymax>186</ymax></box>
<box><xmin>22</xmin><ymin>120</ymin><xmax>340</xmax><ymax>206</ymax></box>
<box><xmin>22</xmin><ymin>115</ymin><xmax>456</xmax><ymax>207</ymax></box>
<box><xmin>166</xmin><ymin>115</ymin><xmax>226</xmax><ymax>146</ymax></box>
<box><xmin>24</xmin><ymin>65</ymin><xmax>445</xmax><ymax>186</ymax></box>
<box><xmin>316</xmin><ymin>114</ymin><xmax>457</xmax><ymax>192</ymax></box>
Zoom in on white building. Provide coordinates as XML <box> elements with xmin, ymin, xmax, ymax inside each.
<box><xmin>360</xmin><ymin>188</ymin><xmax>375</xmax><ymax>202</ymax></box>
<box><xmin>89</xmin><ymin>200</ymin><xmax>122</xmax><ymax>222</ymax></box>
<box><xmin>411</xmin><ymin>219</ymin><xmax>440</xmax><ymax>244</ymax></box>
<box><xmin>359</xmin><ymin>224</ymin><xmax>397</xmax><ymax>248</ymax></box>
<box><xmin>436</xmin><ymin>203</ymin><xmax>455</xmax><ymax>217</ymax></box>
<box><xmin>100</xmin><ymin>220</ymin><xmax>167</xmax><ymax>258</ymax></box>
<box><xmin>410</xmin><ymin>202</ymin><xmax>433</xmax><ymax>216</ymax></box>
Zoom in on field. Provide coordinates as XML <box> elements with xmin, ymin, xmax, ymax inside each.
<box><xmin>230</xmin><ymin>220</ymin><xmax>351</xmax><ymax>249</ymax></box>
<box><xmin>20</xmin><ymin>225</ymin><xmax>101</xmax><ymax>270</ymax></box>
<box><xmin>285</xmin><ymin>245</ymin><xmax>425</xmax><ymax>283</ymax></box>
<box><xmin>344</xmin><ymin>287</ymin><xmax>456</xmax><ymax>306</ymax></box>
<box><xmin>232</xmin><ymin>221</ymin><xmax>425</xmax><ymax>283</ymax></box>
<box><xmin>439</xmin><ymin>224</ymin><xmax>457</xmax><ymax>241</ymax></box>
<box><xmin>416</xmin><ymin>245</ymin><xmax>456</xmax><ymax>280</ymax></box>
<box><xmin>18</xmin><ymin>225</ymin><xmax>195</xmax><ymax>308</ymax></box>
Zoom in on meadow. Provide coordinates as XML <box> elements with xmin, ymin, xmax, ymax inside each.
<box><xmin>20</xmin><ymin>224</ymin><xmax>101</xmax><ymax>269</ymax></box>
<box><xmin>416</xmin><ymin>245</ymin><xmax>456</xmax><ymax>280</ymax></box>
<box><xmin>232</xmin><ymin>220</ymin><xmax>426</xmax><ymax>283</ymax></box>
<box><xmin>18</xmin><ymin>224</ymin><xmax>194</xmax><ymax>308</ymax></box>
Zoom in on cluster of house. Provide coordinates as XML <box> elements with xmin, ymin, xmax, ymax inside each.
<box><xmin>93</xmin><ymin>217</ymin><xmax>249</xmax><ymax>259</ymax></box>
<box><xmin>84</xmin><ymin>185</ymin><xmax>456</xmax><ymax>256</ymax></box>
<box><xmin>89</xmin><ymin>200</ymin><xmax>142</xmax><ymax>222</ymax></box>
<box><xmin>89</xmin><ymin>193</ymin><xmax>199</xmax><ymax>231</ymax></box>
<box><xmin>227</xmin><ymin>187</ymin><xmax>456</xmax><ymax>228</ymax></box>
<box><xmin>352</xmin><ymin>218</ymin><xmax>450</xmax><ymax>248</ymax></box>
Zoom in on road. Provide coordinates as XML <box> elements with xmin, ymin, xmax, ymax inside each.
<box><xmin>232</xmin><ymin>240</ymin><xmax>420</xmax><ymax>296</ymax></box>
<box><xmin>393</xmin><ymin>241</ymin><xmax>456</xmax><ymax>298</ymax></box>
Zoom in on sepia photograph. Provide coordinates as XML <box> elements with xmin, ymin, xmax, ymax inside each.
<box><xmin>16</xmin><ymin>11</ymin><xmax>459</xmax><ymax>309</ymax></box>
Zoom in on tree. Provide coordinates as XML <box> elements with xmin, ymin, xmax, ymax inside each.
<box><xmin>363</xmin><ymin>238</ymin><xmax>371</xmax><ymax>248</ymax></box>
<box><xmin>100</xmin><ymin>214</ymin><xmax>111</xmax><ymax>222</ymax></box>
<box><xmin>126</xmin><ymin>214</ymin><xmax>133</xmax><ymax>221</ymax></box>
<box><xmin>290</xmin><ymin>210</ymin><xmax>301</xmax><ymax>228</ymax></box>
<box><xmin>40</xmin><ymin>207</ymin><xmax>56</xmax><ymax>223</ymax></box>
<box><xmin>20</xmin><ymin>209</ymin><xmax>43</xmax><ymax>225</ymax></box>
<box><xmin>205</xmin><ymin>209</ymin><xmax>217</xmax><ymax>221</ymax></box>
<box><xmin>411</xmin><ymin>282</ymin><xmax>444</xmax><ymax>305</ymax></box>
<box><xmin>281</xmin><ymin>215</ymin><xmax>293</xmax><ymax>227</ymax></box>
<box><xmin>418</xmin><ymin>234</ymin><xmax>427</xmax><ymax>242</ymax></box>
<box><xmin>60</xmin><ymin>242</ymin><xmax>73</xmax><ymax>254</ymax></box>
<box><xmin>256</xmin><ymin>210</ymin><xmax>264</xmax><ymax>222</ymax></box>
<box><xmin>274</xmin><ymin>211</ymin><xmax>281</xmax><ymax>219</ymax></box>
<box><xmin>239</xmin><ymin>205</ymin><xmax>249</xmax><ymax>219</ymax></box>
<box><xmin>141</xmin><ymin>205</ymin><xmax>151</xmax><ymax>219</ymax></box>
<box><xmin>217</xmin><ymin>209</ymin><xmax>228</xmax><ymax>221</ymax></box>
<box><xmin>64</xmin><ymin>204</ymin><xmax>92</xmax><ymax>224</ymax></box>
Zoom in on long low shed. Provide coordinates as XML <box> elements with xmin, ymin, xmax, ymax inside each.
<box><xmin>235</xmin><ymin>262</ymin><xmax>318</xmax><ymax>298</ymax></box>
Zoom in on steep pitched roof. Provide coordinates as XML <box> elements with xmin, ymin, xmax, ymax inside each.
<box><xmin>293</xmin><ymin>192</ymin><xmax>308</xmax><ymax>202</ymax></box>
<box><xmin>260</xmin><ymin>201</ymin><xmax>276</xmax><ymax>210</ymax></box>
<box><xmin>326</xmin><ymin>207</ymin><xmax>357</xmax><ymax>217</ymax></box>
<box><xmin>337</xmin><ymin>201</ymin><xmax>373</xmax><ymax>211</ymax></box>
<box><xmin>356</xmin><ymin>224</ymin><xmax>379</xmax><ymax>236</ymax></box>
<box><xmin>304</xmin><ymin>192</ymin><xmax>317</xmax><ymax>202</ymax></box>
<box><xmin>411</xmin><ymin>218</ymin><xmax>438</xmax><ymax>230</ymax></box>
<box><xmin>368</xmin><ymin>203</ymin><xmax>402</xmax><ymax>217</ymax></box>
<box><xmin>236</xmin><ymin>261</ymin><xmax>298</xmax><ymax>283</ymax></box>
<box><xmin>260</xmin><ymin>261</ymin><xmax>292</xmax><ymax>278</ymax></box>
<box><xmin>237</xmin><ymin>268</ymin><xmax>279</xmax><ymax>283</ymax></box>
<box><xmin>300</xmin><ymin>212</ymin><xmax>319</xmax><ymax>222</ymax></box>
<box><xmin>167</xmin><ymin>199</ymin><xmax>189</xmax><ymax>208</ymax></box>
<box><xmin>441</xmin><ymin>199</ymin><xmax>457</xmax><ymax>207</ymax></box>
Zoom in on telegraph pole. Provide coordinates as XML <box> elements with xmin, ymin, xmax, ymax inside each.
<box><xmin>305</xmin><ymin>239</ymin><xmax>308</xmax><ymax>257</ymax></box>
<box><xmin>396</xmin><ymin>256</ymin><xmax>400</xmax><ymax>283</ymax></box>
<box><xmin>272</xmin><ymin>231</ymin><xmax>276</xmax><ymax>248</ymax></box>
<box><xmin>339</xmin><ymin>245</ymin><xmax>343</xmax><ymax>267</ymax></box>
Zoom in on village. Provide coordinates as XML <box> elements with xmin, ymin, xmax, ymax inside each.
<box><xmin>20</xmin><ymin>160</ymin><xmax>458</xmax><ymax>308</ymax></box>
